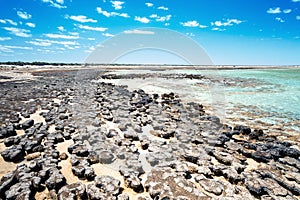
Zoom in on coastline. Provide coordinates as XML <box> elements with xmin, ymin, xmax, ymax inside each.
<box><xmin>0</xmin><ymin>66</ymin><xmax>299</xmax><ymax>199</ymax></box>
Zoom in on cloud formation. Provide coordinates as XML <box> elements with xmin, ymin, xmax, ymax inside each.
<box><xmin>0</xmin><ymin>37</ymin><xmax>11</xmax><ymax>41</ymax></box>
<box><xmin>124</xmin><ymin>29</ymin><xmax>155</xmax><ymax>34</ymax></box>
<box><xmin>145</xmin><ymin>3</ymin><xmax>154</xmax><ymax>7</ymax></box>
<box><xmin>77</xmin><ymin>24</ymin><xmax>108</xmax><ymax>32</ymax></box>
<box><xmin>41</xmin><ymin>0</ymin><xmax>66</xmax><ymax>9</ymax></box>
<box><xmin>111</xmin><ymin>1</ymin><xmax>124</xmax><ymax>10</ymax></box>
<box><xmin>181</xmin><ymin>20</ymin><xmax>199</xmax><ymax>27</ymax></box>
<box><xmin>158</xmin><ymin>6</ymin><xmax>168</xmax><ymax>11</ymax></box>
<box><xmin>212</xmin><ymin>19</ymin><xmax>243</xmax><ymax>27</ymax></box>
<box><xmin>17</xmin><ymin>11</ymin><xmax>32</xmax><ymax>20</ymax></box>
<box><xmin>96</xmin><ymin>7</ymin><xmax>129</xmax><ymax>18</ymax></box>
<box><xmin>0</xmin><ymin>19</ymin><xmax>18</xmax><ymax>26</ymax></box>
<box><xmin>267</xmin><ymin>7</ymin><xmax>281</xmax><ymax>14</ymax></box>
<box><xmin>4</xmin><ymin>27</ymin><xmax>31</xmax><ymax>37</ymax></box>
<box><xmin>44</xmin><ymin>33</ymin><xmax>79</xmax><ymax>39</ymax></box>
<box><xmin>26</xmin><ymin>22</ymin><xmax>36</xmax><ymax>28</ymax></box>
<box><xmin>134</xmin><ymin>16</ymin><xmax>150</xmax><ymax>23</ymax></box>
<box><xmin>68</xmin><ymin>15</ymin><xmax>97</xmax><ymax>23</ymax></box>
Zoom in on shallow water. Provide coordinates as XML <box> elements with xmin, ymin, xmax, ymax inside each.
<box><xmin>100</xmin><ymin>68</ymin><xmax>300</xmax><ymax>136</ymax></box>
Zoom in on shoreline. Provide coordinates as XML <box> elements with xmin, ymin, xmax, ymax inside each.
<box><xmin>0</xmin><ymin>67</ymin><xmax>299</xmax><ymax>199</ymax></box>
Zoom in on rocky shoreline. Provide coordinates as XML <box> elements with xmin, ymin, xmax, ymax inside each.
<box><xmin>0</xmin><ymin>68</ymin><xmax>299</xmax><ymax>199</ymax></box>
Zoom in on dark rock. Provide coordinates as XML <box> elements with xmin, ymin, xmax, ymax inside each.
<box><xmin>22</xmin><ymin>119</ymin><xmax>34</xmax><ymax>130</ymax></box>
<box><xmin>58</xmin><ymin>182</ymin><xmax>86</xmax><ymax>200</ymax></box>
<box><xmin>98</xmin><ymin>150</ymin><xmax>115</xmax><ymax>164</ymax></box>
<box><xmin>45</xmin><ymin>171</ymin><xmax>66</xmax><ymax>191</ymax></box>
<box><xmin>72</xmin><ymin>165</ymin><xmax>85</xmax><ymax>178</ymax></box>
<box><xmin>0</xmin><ymin>126</ymin><xmax>16</xmax><ymax>139</ymax></box>
<box><xmin>59</xmin><ymin>153</ymin><xmax>68</xmax><ymax>160</ymax></box>
<box><xmin>31</xmin><ymin>176</ymin><xmax>43</xmax><ymax>190</ymax></box>
<box><xmin>5</xmin><ymin>181</ymin><xmax>32</xmax><ymax>200</ymax></box>
<box><xmin>94</xmin><ymin>175</ymin><xmax>121</xmax><ymax>196</ymax></box>
<box><xmin>1</xmin><ymin>146</ymin><xmax>25</xmax><ymax>162</ymax></box>
<box><xmin>234</xmin><ymin>125</ymin><xmax>251</xmax><ymax>135</ymax></box>
<box><xmin>125</xmin><ymin>175</ymin><xmax>144</xmax><ymax>193</ymax></box>
<box><xmin>85</xmin><ymin>167</ymin><xmax>96</xmax><ymax>180</ymax></box>
<box><xmin>0</xmin><ymin>171</ymin><xmax>17</xmax><ymax>198</ymax></box>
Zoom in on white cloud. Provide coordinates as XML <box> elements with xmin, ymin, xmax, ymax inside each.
<box><xmin>292</xmin><ymin>0</ymin><xmax>300</xmax><ymax>2</ymax></box>
<box><xmin>26</xmin><ymin>22</ymin><xmax>36</xmax><ymax>28</ymax></box>
<box><xmin>45</xmin><ymin>33</ymin><xmax>79</xmax><ymax>39</ymax></box>
<box><xmin>58</xmin><ymin>26</ymin><xmax>65</xmax><ymax>31</ymax></box>
<box><xmin>0</xmin><ymin>37</ymin><xmax>11</xmax><ymax>41</ymax></box>
<box><xmin>150</xmin><ymin>14</ymin><xmax>171</xmax><ymax>22</ymax></box>
<box><xmin>145</xmin><ymin>3</ymin><xmax>153</xmax><ymax>7</ymax></box>
<box><xmin>275</xmin><ymin>17</ymin><xmax>285</xmax><ymax>22</ymax></box>
<box><xmin>41</xmin><ymin>0</ymin><xmax>66</xmax><ymax>9</ymax></box>
<box><xmin>267</xmin><ymin>7</ymin><xmax>281</xmax><ymax>14</ymax></box>
<box><xmin>88</xmin><ymin>38</ymin><xmax>95</xmax><ymax>40</ymax></box>
<box><xmin>297</xmin><ymin>16</ymin><xmax>300</xmax><ymax>20</ymax></box>
<box><xmin>77</xmin><ymin>24</ymin><xmax>108</xmax><ymax>32</ymax></box>
<box><xmin>35</xmin><ymin>39</ymin><xmax>78</xmax><ymax>46</ymax></box>
<box><xmin>283</xmin><ymin>9</ymin><xmax>292</xmax><ymax>14</ymax></box>
<box><xmin>111</xmin><ymin>1</ymin><xmax>124</xmax><ymax>10</ymax></box>
<box><xmin>134</xmin><ymin>16</ymin><xmax>150</xmax><ymax>23</ymax></box>
<box><xmin>0</xmin><ymin>19</ymin><xmax>18</xmax><ymax>26</ymax></box>
<box><xmin>26</xmin><ymin>40</ymin><xmax>52</xmax><ymax>46</ymax></box>
<box><xmin>212</xmin><ymin>19</ymin><xmax>243</xmax><ymax>27</ymax></box>
<box><xmin>212</xmin><ymin>27</ymin><xmax>225</xmax><ymax>31</ymax></box>
<box><xmin>158</xmin><ymin>6</ymin><xmax>168</xmax><ymax>11</ymax></box>
<box><xmin>199</xmin><ymin>25</ymin><xmax>208</xmax><ymax>28</ymax></box>
<box><xmin>102</xmin><ymin>33</ymin><xmax>114</xmax><ymax>37</ymax></box>
<box><xmin>124</xmin><ymin>29</ymin><xmax>155</xmax><ymax>35</ymax></box>
<box><xmin>4</xmin><ymin>27</ymin><xmax>31</xmax><ymax>37</ymax></box>
<box><xmin>96</xmin><ymin>7</ymin><xmax>129</xmax><ymax>18</ymax></box>
<box><xmin>17</xmin><ymin>11</ymin><xmax>32</xmax><ymax>20</ymax></box>
<box><xmin>4</xmin><ymin>45</ymin><xmax>32</xmax><ymax>50</ymax></box>
<box><xmin>181</xmin><ymin>20</ymin><xmax>199</xmax><ymax>27</ymax></box>
<box><xmin>68</xmin><ymin>15</ymin><xmax>97</xmax><ymax>23</ymax></box>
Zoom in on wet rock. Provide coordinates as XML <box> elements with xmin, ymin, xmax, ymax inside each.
<box><xmin>58</xmin><ymin>182</ymin><xmax>86</xmax><ymax>200</ymax></box>
<box><xmin>22</xmin><ymin>119</ymin><xmax>34</xmax><ymax>130</ymax></box>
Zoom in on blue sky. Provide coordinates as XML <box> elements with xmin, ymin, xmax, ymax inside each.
<box><xmin>0</xmin><ymin>0</ymin><xmax>300</xmax><ymax>65</ymax></box>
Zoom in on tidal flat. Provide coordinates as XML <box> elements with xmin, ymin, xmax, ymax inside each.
<box><xmin>0</xmin><ymin>65</ymin><xmax>299</xmax><ymax>199</ymax></box>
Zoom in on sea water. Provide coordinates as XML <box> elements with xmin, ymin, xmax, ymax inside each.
<box><xmin>100</xmin><ymin>67</ymin><xmax>300</xmax><ymax>134</ymax></box>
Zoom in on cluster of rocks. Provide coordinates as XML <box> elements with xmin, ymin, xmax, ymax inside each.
<box><xmin>0</xmin><ymin>69</ymin><xmax>299</xmax><ymax>199</ymax></box>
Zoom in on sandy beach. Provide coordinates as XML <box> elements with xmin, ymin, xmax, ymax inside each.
<box><xmin>0</xmin><ymin>65</ymin><xmax>299</xmax><ymax>199</ymax></box>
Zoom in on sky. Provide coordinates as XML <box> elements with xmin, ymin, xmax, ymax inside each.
<box><xmin>0</xmin><ymin>0</ymin><xmax>300</xmax><ymax>65</ymax></box>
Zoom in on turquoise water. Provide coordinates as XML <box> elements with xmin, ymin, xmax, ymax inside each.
<box><xmin>103</xmin><ymin>68</ymin><xmax>300</xmax><ymax>134</ymax></box>
<box><xmin>214</xmin><ymin>69</ymin><xmax>300</xmax><ymax>121</ymax></box>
